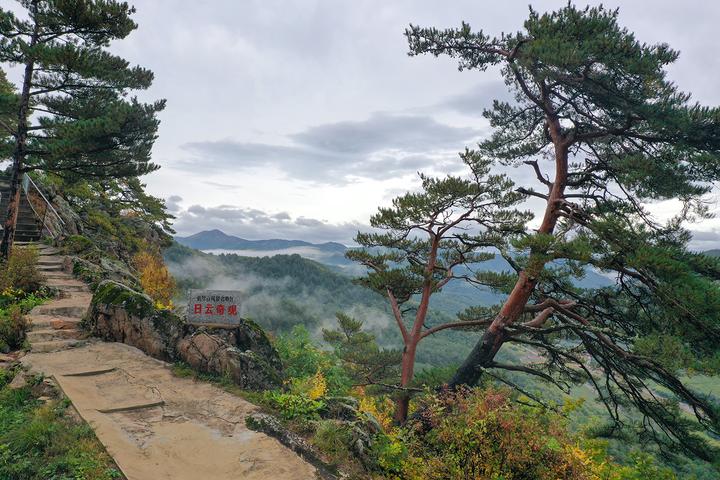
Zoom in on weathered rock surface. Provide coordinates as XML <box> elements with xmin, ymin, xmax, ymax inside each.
<box><xmin>67</xmin><ymin>254</ymin><xmax>139</xmax><ymax>290</ymax></box>
<box><xmin>87</xmin><ymin>280</ymin><xmax>282</xmax><ymax>390</ymax></box>
<box><xmin>246</xmin><ymin>413</ymin><xmax>338</xmax><ymax>480</ymax></box>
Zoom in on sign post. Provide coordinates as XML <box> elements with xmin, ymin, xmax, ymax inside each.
<box><xmin>187</xmin><ymin>289</ymin><xmax>244</xmax><ymax>327</ymax></box>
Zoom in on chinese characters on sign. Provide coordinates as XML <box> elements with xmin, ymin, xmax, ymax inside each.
<box><xmin>186</xmin><ymin>289</ymin><xmax>244</xmax><ymax>327</ymax></box>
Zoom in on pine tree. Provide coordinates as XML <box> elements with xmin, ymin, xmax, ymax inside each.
<box><xmin>0</xmin><ymin>0</ymin><xmax>165</xmax><ymax>258</ymax></box>
<box><xmin>322</xmin><ymin>312</ymin><xmax>401</xmax><ymax>391</ymax></box>
<box><xmin>0</xmin><ymin>69</ymin><xmax>15</xmax><ymax>140</ymax></box>
<box><xmin>406</xmin><ymin>5</ymin><xmax>720</xmax><ymax>459</ymax></box>
<box><xmin>348</xmin><ymin>153</ymin><xmax>530</xmax><ymax>421</ymax></box>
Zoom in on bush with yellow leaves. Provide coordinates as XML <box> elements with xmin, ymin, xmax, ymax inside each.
<box><xmin>133</xmin><ymin>250</ymin><xmax>176</xmax><ymax>309</ymax></box>
<box><xmin>399</xmin><ymin>387</ymin><xmax>672</xmax><ymax>480</ymax></box>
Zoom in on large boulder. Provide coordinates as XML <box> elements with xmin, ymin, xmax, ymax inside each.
<box><xmin>89</xmin><ymin>280</ymin><xmax>182</xmax><ymax>360</ymax></box>
<box><xmin>177</xmin><ymin>326</ymin><xmax>282</xmax><ymax>390</ymax></box>
<box><xmin>86</xmin><ymin>280</ymin><xmax>282</xmax><ymax>390</ymax></box>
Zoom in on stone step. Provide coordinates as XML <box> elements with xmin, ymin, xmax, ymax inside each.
<box><xmin>43</xmin><ymin>280</ymin><xmax>89</xmax><ymax>293</ymax></box>
<box><xmin>38</xmin><ymin>264</ymin><xmax>63</xmax><ymax>272</ymax></box>
<box><xmin>38</xmin><ymin>253</ymin><xmax>63</xmax><ymax>260</ymax></box>
<box><xmin>31</xmin><ymin>339</ymin><xmax>87</xmax><ymax>353</ymax></box>
<box><xmin>26</xmin><ymin>314</ymin><xmax>82</xmax><ymax>330</ymax></box>
<box><xmin>27</xmin><ymin>328</ymin><xmax>83</xmax><ymax>342</ymax></box>
<box><xmin>15</xmin><ymin>234</ymin><xmax>41</xmax><ymax>242</ymax></box>
<box><xmin>32</xmin><ymin>303</ymin><xmax>88</xmax><ymax>318</ymax></box>
<box><xmin>38</xmin><ymin>257</ymin><xmax>64</xmax><ymax>266</ymax></box>
<box><xmin>41</xmin><ymin>272</ymin><xmax>74</xmax><ymax>280</ymax></box>
<box><xmin>16</xmin><ymin>222</ymin><xmax>40</xmax><ymax>229</ymax></box>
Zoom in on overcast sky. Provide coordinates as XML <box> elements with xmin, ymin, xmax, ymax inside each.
<box><xmin>10</xmin><ymin>0</ymin><xmax>720</xmax><ymax>248</ymax></box>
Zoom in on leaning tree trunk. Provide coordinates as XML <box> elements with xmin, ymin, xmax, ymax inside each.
<box><xmin>0</xmin><ymin>24</ymin><xmax>37</xmax><ymax>260</ymax></box>
<box><xmin>448</xmin><ymin>117</ymin><xmax>569</xmax><ymax>389</ymax></box>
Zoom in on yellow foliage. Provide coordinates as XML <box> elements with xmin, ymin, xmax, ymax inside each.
<box><xmin>154</xmin><ymin>300</ymin><xmax>174</xmax><ymax>311</ymax></box>
<box><xmin>289</xmin><ymin>370</ymin><xmax>328</xmax><ymax>400</ymax></box>
<box><xmin>562</xmin><ymin>396</ymin><xmax>586</xmax><ymax>414</ymax></box>
<box><xmin>1</xmin><ymin>286</ymin><xmax>23</xmax><ymax>298</ymax></box>
<box><xmin>307</xmin><ymin>371</ymin><xmax>327</xmax><ymax>400</ymax></box>
<box><xmin>358</xmin><ymin>393</ymin><xmax>394</xmax><ymax>431</ymax></box>
<box><xmin>133</xmin><ymin>251</ymin><xmax>176</xmax><ymax>306</ymax></box>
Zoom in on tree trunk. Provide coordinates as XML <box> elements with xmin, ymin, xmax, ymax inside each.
<box><xmin>394</xmin><ymin>337</ymin><xmax>418</xmax><ymax>423</ymax></box>
<box><xmin>448</xmin><ymin>119</ymin><xmax>569</xmax><ymax>389</ymax></box>
<box><xmin>0</xmin><ymin>21</ymin><xmax>38</xmax><ymax>260</ymax></box>
<box><xmin>448</xmin><ymin>273</ymin><xmax>537</xmax><ymax>387</ymax></box>
<box><xmin>0</xmin><ymin>169</ymin><xmax>23</xmax><ymax>260</ymax></box>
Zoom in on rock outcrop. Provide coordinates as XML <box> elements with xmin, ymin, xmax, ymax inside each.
<box><xmin>86</xmin><ymin>280</ymin><xmax>282</xmax><ymax>390</ymax></box>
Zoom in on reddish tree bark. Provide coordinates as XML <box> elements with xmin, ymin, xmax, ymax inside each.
<box><xmin>448</xmin><ymin>111</ymin><xmax>570</xmax><ymax>389</ymax></box>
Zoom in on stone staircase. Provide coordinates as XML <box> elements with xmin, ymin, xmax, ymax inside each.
<box><xmin>21</xmin><ymin>241</ymin><xmax>91</xmax><ymax>353</ymax></box>
<box><xmin>0</xmin><ymin>175</ymin><xmax>42</xmax><ymax>242</ymax></box>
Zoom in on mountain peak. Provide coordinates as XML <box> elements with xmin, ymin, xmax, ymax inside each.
<box><xmin>175</xmin><ymin>229</ymin><xmax>347</xmax><ymax>253</ymax></box>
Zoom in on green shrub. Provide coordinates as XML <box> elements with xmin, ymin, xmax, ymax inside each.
<box><xmin>369</xmin><ymin>431</ymin><xmax>407</xmax><ymax>476</ymax></box>
<box><xmin>264</xmin><ymin>391</ymin><xmax>325</xmax><ymax>421</ymax></box>
<box><xmin>311</xmin><ymin>420</ymin><xmax>353</xmax><ymax>466</ymax></box>
<box><xmin>0</xmin><ymin>247</ymin><xmax>43</xmax><ymax>293</ymax></box>
<box><xmin>275</xmin><ymin>325</ymin><xmax>352</xmax><ymax>396</ymax></box>
<box><xmin>0</xmin><ymin>306</ymin><xmax>27</xmax><ymax>353</ymax></box>
<box><xmin>63</xmin><ymin>235</ymin><xmax>93</xmax><ymax>254</ymax></box>
<box><xmin>0</xmin><ymin>292</ymin><xmax>46</xmax><ymax>313</ymax></box>
<box><xmin>0</xmin><ymin>367</ymin><xmax>16</xmax><ymax>389</ymax></box>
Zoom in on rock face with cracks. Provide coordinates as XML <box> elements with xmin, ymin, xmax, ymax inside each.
<box><xmin>86</xmin><ymin>280</ymin><xmax>282</xmax><ymax>390</ymax></box>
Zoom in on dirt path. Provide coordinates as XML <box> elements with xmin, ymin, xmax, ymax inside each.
<box><xmin>20</xmin><ymin>244</ymin><xmax>318</xmax><ymax>480</ymax></box>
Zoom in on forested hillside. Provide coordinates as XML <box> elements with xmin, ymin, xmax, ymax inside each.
<box><xmin>165</xmin><ymin>241</ymin><xmax>485</xmax><ymax>368</ymax></box>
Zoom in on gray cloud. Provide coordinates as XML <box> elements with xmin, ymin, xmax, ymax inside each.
<box><xmin>165</xmin><ymin>195</ymin><xmax>183</xmax><ymax>213</ymax></box>
<box><xmin>290</xmin><ymin>112</ymin><xmax>478</xmax><ymax>154</ymax></box>
<box><xmin>179</xmin><ymin>112</ymin><xmax>479</xmax><ymax>185</ymax></box>
<box><xmin>434</xmin><ymin>80</ymin><xmax>512</xmax><ymax>117</ymax></box>
<box><xmin>173</xmin><ymin>204</ymin><xmax>368</xmax><ymax>244</ymax></box>
<box><xmin>689</xmin><ymin>229</ymin><xmax>720</xmax><ymax>251</ymax></box>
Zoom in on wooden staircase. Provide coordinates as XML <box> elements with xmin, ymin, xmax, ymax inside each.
<box><xmin>0</xmin><ymin>174</ymin><xmax>42</xmax><ymax>242</ymax></box>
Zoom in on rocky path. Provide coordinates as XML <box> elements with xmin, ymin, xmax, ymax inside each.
<box><xmin>20</xmin><ymin>243</ymin><xmax>318</xmax><ymax>480</ymax></box>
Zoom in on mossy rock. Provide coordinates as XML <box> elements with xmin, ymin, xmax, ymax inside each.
<box><xmin>63</xmin><ymin>235</ymin><xmax>94</xmax><ymax>254</ymax></box>
<box><xmin>93</xmin><ymin>280</ymin><xmax>156</xmax><ymax>318</ymax></box>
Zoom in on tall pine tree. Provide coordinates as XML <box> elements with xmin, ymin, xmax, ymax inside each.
<box><xmin>407</xmin><ymin>5</ymin><xmax>720</xmax><ymax>460</ymax></box>
<box><xmin>0</xmin><ymin>0</ymin><xmax>164</xmax><ymax>258</ymax></box>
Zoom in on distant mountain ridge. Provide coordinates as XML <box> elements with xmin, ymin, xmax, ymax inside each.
<box><xmin>175</xmin><ymin>229</ymin><xmax>347</xmax><ymax>253</ymax></box>
<box><xmin>175</xmin><ymin>229</ymin><xmax>612</xmax><ymax>291</ymax></box>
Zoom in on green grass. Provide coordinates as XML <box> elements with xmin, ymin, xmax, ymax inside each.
<box><xmin>0</xmin><ymin>367</ymin><xmax>123</xmax><ymax>480</ymax></box>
